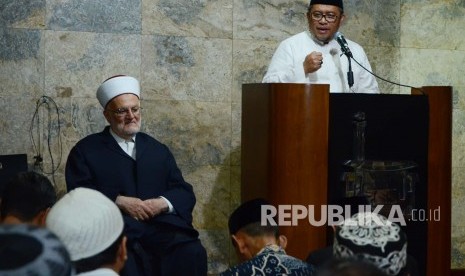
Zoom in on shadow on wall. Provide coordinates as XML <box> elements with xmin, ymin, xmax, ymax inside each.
<box><xmin>201</xmin><ymin>147</ymin><xmax>242</xmax><ymax>275</ymax></box>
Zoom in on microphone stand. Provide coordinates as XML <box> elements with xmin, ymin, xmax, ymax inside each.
<box><xmin>341</xmin><ymin>47</ymin><xmax>354</xmax><ymax>88</ymax></box>
<box><xmin>347</xmin><ymin>56</ymin><xmax>354</xmax><ymax>88</ymax></box>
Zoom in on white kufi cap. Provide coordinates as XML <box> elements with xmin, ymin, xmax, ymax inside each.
<box><xmin>46</xmin><ymin>187</ymin><xmax>124</xmax><ymax>261</ymax></box>
<box><xmin>96</xmin><ymin>75</ymin><xmax>140</xmax><ymax>108</ymax></box>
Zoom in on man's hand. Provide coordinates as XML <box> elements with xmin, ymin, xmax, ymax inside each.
<box><xmin>115</xmin><ymin>196</ymin><xmax>169</xmax><ymax>221</ymax></box>
<box><xmin>115</xmin><ymin>195</ymin><xmax>152</xmax><ymax>221</ymax></box>
<box><xmin>144</xmin><ymin>197</ymin><xmax>169</xmax><ymax>218</ymax></box>
<box><xmin>303</xmin><ymin>51</ymin><xmax>324</xmax><ymax>74</ymax></box>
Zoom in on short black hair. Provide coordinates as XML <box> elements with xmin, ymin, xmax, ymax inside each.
<box><xmin>239</xmin><ymin>221</ymin><xmax>280</xmax><ymax>238</ymax></box>
<box><xmin>0</xmin><ymin>171</ymin><xmax>57</xmax><ymax>221</ymax></box>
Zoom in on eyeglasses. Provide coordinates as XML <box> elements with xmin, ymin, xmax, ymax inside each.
<box><xmin>311</xmin><ymin>12</ymin><xmax>339</xmax><ymax>23</ymax></box>
<box><xmin>107</xmin><ymin>106</ymin><xmax>142</xmax><ymax>117</ymax></box>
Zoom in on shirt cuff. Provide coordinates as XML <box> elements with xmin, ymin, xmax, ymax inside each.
<box><xmin>159</xmin><ymin>196</ymin><xmax>174</xmax><ymax>214</ymax></box>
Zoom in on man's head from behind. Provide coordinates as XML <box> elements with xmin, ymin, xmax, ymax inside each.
<box><xmin>228</xmin><ymin>198</ymin><xmax>285</xmax><ymax>261</ymax></box>
<box><xmin>0</xmin><ymin>171</ymin><xmax>57</xmax><ymax>226</ymax></box>
<box><xmin>333</xmin><ymin>212</ymin><xmax>408</xmax><ymax>275</ymax></box>
<box><xmin>0</xmin><ymin>224</ymin><xmax>73</xmax><ymax>275</ymax></box>
<box><xmin>46</xmin><ymin>187</ymin><xmax>126</xmax><ymax>274</ymax></box>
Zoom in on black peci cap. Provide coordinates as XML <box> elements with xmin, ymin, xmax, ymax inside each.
<box><xmin>309</xmin><ymin>0</ymin><xmax>344</xmax><ymax>11</ymax></box>
<box><xmin>228</xmin><ymin>198</ymin><xmax>273</xmax><ymax>235</ymax></box>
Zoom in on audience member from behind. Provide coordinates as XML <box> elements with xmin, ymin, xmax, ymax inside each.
<box><xmin>332</xmin><ymin>212</ymin><xmax>415</xmax><ymax>276</ymax></box>
<box><xmin>46</xmin><ymin>187</ymin><xmax>127</xmax><ymax>275</ymax></box>
<box><xmin>0</xmin><ymin>224</ymin><xmax>74</xmax><ymax>275</ymax></box>
<box><xmin>220</xmin><ymin>198</ymin><xmax>315</xmax><ymax>275</ymax></box>
<box><xmin>0</xmin><ymin>171</ymin><xmax>57</xmax><ymax>226</ymax></box>
<box><xmin>306</xmin><ymin>196</ymin><xmax>370</xmax><ymax>267</ymax></box>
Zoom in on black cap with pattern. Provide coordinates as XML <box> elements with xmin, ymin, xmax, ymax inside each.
<box><xmin>333</xmin><ymin>212</ymin><xmax>407</xmax><ymax>275</ymax></box>
<box><xmin>0</xmin><ymin>224</ymin><xmax>74</xmax><ymax>276</ymax></box>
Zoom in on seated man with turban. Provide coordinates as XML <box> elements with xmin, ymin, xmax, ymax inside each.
<box><xmin>65</xmin><ymin>75</ymin><xmax>207</xmax><ymax>276</ymax></box>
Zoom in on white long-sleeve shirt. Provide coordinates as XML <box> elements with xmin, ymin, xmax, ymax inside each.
<box><xmin>263</xmin><ymin>31</ymin><xmax>379</xmax><ymax>93</ymax></box>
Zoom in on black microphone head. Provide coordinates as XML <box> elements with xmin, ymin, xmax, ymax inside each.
<box><xmin>334</xmin><ymin>32</ymin><xmax>352</xmax><ymax>57</ymax></box>
<box><xmin>334</xmin><ymin>32</ymin><xmax>347</xmax><ymax>45</ymax></box>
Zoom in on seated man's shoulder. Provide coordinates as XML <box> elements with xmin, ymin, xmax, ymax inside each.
<box><xmin>136</xmin><ymin>132</ymin><xmax>168</xmax><ymax>149</ymax></box>
<box><xmin>278</xmin><ymin>254</ymin><xmax>315</xmax><ymax>275</ymax></box>
<box><xmin>73</xmin><ymin>131</ymin><xmax>105</xmax><ymax>149</ymax></box>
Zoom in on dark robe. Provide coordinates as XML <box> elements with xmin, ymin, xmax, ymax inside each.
<box><xmin>66</xmin><ymin>126</ymin><xmax>206</xmax><ymax>275</ymax></box>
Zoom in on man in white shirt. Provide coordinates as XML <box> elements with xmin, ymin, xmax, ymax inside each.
<box><xmin>263</xmin><ymin>0</ymin><xmax>379</xmax><ymax>93</ymax></box>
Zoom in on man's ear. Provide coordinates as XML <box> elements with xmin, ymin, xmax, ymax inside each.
<box><xmin>232</xmin><ymin>233</ymin><xmax>255</xmax><ymax>262</ymax></box>
<box><xmin>103</xmin><ymin>110</ymin><xmax>111</xmax><ymax>122</ymax></box>
<box><xmin>278</xmin><ymin>235</ymin><xmax>288</xmax><ymax>249</ymax></box>
<box><xmin>232</xmin><ymin>234</ymin><xmax>247</xmax><ymax>254</ymax></box>
<box><xmin>119</xmin><ymin>236</ymin><xmax>128</xmax><ymax>262</ymax></box>
<box><xmin>35</xmin><ymin>208</ymin><xmax>50</xmax><ymax>227</ymax></box>
<box><xmin>339</xmin><ymin>13</ymin><xmax>346</xmax><ymax>25</ymax></box>
<box><xmin>112</xmin><ymin>236</ymin><xmax>128</xmax><ymax>272</ymax></box>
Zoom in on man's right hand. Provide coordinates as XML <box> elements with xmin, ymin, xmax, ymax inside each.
<box><xmin>303</xmin><ymin>51</ymin><xmax>323</xmax><ymax>74</ymax></box>
<box><xmin>115</xmin><ymin>195</ymin><xmax>152</xmax><ymax>221</ymax></box>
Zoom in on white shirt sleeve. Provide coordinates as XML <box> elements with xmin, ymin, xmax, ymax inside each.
<box><xmin>159</xmin><ymin>196</ymin><xmax>175</xmax><ymax>213</ymax></box>
<box><xmin>262</xmin><ymin>41</ymin><xmax>297</xmax><ymax>83</ymax></box>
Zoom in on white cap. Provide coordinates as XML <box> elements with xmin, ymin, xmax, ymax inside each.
<box><xmin>46</xmin><ymin>188</ymin><xmax>124</xmax><ymax>261</ymax></box>
<box><xmin>96</xmin><ymin>75</ymin><xmax>140</xmax><ymax>108</ymax></box>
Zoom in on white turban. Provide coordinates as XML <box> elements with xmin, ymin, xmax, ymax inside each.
<box><xmin>96</xmin><ymin>75</ymin><xmax>140</xmax><ymax>108</ymax></box>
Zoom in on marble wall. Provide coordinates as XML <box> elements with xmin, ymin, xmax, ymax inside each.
<box><xmin>1</xmin><ymin>0</ymin><xmax>464</xmax><ymax>273</ymax></box>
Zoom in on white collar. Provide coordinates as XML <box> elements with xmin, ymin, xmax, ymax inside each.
<box><xmin>109</xmin><ymin>128</ymin><xmax>136</xmax><ymax>143</ymax></box>
<box><xmin>76</xmin><ymin>268</ymin><xmax>119</xmax><ymax>276</ymax></box>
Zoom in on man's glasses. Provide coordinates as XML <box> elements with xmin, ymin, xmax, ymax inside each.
<box><xmin>107</xmin><ymin>106</ymin><xmax>142</xmax><ymax>117</ymax></box>
<box><xmin>311</xmin><ymin>12</ymin><xmax>338</xmax><ymax>23</ymax></box>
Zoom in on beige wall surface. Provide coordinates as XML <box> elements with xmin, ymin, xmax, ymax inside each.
<box><xmin>0</xmin><ymin>0</ymin><xmax>464</xmax><ymax>273</ymax></box>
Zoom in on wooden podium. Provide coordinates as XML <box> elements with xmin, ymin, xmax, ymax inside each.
<box><xmin>241</xmin><ymin>83</ymin><xmax>330</xmax><ymax>259</ymax></box>
<box><xmin>241</xmin><ymin>83</ymin><xmax>452</xmax><ymax>276</ymax></box>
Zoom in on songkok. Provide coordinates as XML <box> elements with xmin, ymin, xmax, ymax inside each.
<box><xmin>0</xmin><ymin>224</ymin><xmax>73</xmax><ymax>276</ymax></box>
<box><xmin>96</xmin><ymin>75</ymin><xmax>140</xmax><ymax>108</ymax></box>
<box><xmin>309</xmin><ymin>0</ymin><xmax>344</xmax><ymax>10</ymax></box>
<box><xmin>228</xmin><ymin>198</ymin><xmax>274</xmax><ymax>235</ymax></box>
<box><xmin>46</xmin><ymin>188</ymin><xmax>124</xmax><ymax>261</ymax></box>
<box><xmin>333</xmin><ymin>212</ymin><xmax>407</xmax><ymax>275</ymax></box>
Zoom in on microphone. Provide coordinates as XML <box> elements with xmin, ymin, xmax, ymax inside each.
<box><xmin>334</xmin><ymin>32</ymin><xmax>354</xmax><ymax>88</ymax></box>
<box><xmin>332</xmin><ymin>32</ymin><xmax>425</xmax><ymax>93</ymax></box>
<box><xmin>334</xmin><ymin>32</ymin><xmax>353</xmax><ymax>58</ymax></box>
